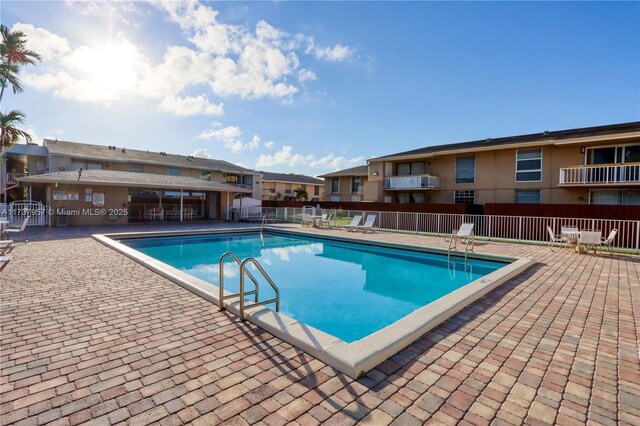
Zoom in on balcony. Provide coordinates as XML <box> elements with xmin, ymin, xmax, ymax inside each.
<box><xmin>559</xmin><ymin>163</ymin><xmax>640</xmax><ymax>186</ymax></box>
<box><xmin>384</xmin><ymin>175</ymin><xmax>440</xmax><ymax>190</ymax></box>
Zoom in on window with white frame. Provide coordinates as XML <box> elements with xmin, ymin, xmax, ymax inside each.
<box><xmin>352</xmin><ymin>177</ymin><xmax>361</xmax><ymax>193</ymax></box>
<box><xmin>128</xmin><ymin>164</ymin><xmax>144</xmax><ymax>173</ymax></box>
<box><xmin>514</xmin><ymin>189</ymin><xmax>541</xmax><ymax>203</ymax></box>
<box><xmin>454</xmin><ymin>190</ymin><xmax>475</xmax><ymax>204</ymax></box>
<box><xmin>455</xmin><ymin>156</ymin><xmax>475</xmax><ymax>183</ymax></box>
<box><xmin>590</xmin><ymin>189</ymin><xmax>640</xmax><ymax>205</ymax></box>
<box><xmin>167</xmin><ymin>168</ymin><xmax>180</xmax><ymax>176</ymax></box>
<box><xmin>516</xmin><ymin>148</ymin><xmax>542</xmax><ymax>182</ymax></box>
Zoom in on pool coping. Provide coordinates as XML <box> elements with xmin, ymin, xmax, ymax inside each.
<box><xmin>93</xmin><ymin>227</ymin><xmax>535</xmax><ymax>379</ymax></box>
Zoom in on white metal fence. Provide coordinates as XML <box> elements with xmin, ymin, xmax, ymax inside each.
<box><xmin>4</xmin><ymin>201</ymin><xmax>50</xmax><ymax>226</ymax></box>
<box><xmin>241</xmin><ymin>206</ymin><xmax>640</xmax><ymax>252</ymax></box>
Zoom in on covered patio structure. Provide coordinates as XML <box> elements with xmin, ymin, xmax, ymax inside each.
<box><xmin>18</xmin><ymin>169</ymin><xmax>251</xmax><ymax>226</ymax></box>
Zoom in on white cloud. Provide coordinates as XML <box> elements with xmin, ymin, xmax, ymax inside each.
<box><xmin>196</xmin><ymin>126</ymin><xmax>260</xmax><ymax>153</ymax></box>
<box><xmin>264</xmin><ymin>140</ymin><xmax>275</xmax><ymax>149</ymax></box>
<box><xmin>192</xmin><ymin>148</ymin><xmax>213</xmax><ymax>158</ymax></box>
<box><xmin>298</xmin><ymin>69</ymin><xmax>317</xmax><ymax>83</ymax></box>
<box><xmin>256</xmin><ymin>145</ymin><xmax>363</xmax><ymax>171</ymax></box>
<box><xmin>17</xmin><ymin>1</ymin><xmax>354</xmax><ymax>114</ymax></box>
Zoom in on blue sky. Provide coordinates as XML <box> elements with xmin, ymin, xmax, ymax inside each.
<box><xmin>2</xmin><ymin>1</ymin><xmax>639</xmax><ymax>175</ymax></box>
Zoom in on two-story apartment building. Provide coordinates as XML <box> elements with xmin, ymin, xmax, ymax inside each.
<box><xmin>12</xmin><ymin>139</ymin><xmax>261</xmax><ymax>225</ymax></box>
<box><xmin>259</xmin><ymin>171</ymin><xmax>324</xmax><ymax>202</ymax></box>
<box><xmin>363</xmin><ymin>122</ymin><xmax>640</xmax><ymax>205</ymax></box>
<box><xmin>319</xmin><ymin>165</ymin><xmax>369</xmax><ymax>202</ymax></box>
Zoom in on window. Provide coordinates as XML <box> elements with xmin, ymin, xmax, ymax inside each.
<box><xmin>516</xmin><ymin>148</ymin><xmax>542</xmax><ymax>182</ymax></box>
<box><xmin>314</xmin><ymin>186</ymin><xmax>320</xmax><ymax>196</ymax></box>
<box><xmin>167</xmin><ymin>168</ymin><xmax>180</xmax><ymax>176</ymax></box>
<box><xmin>200</xmin><ymin>171</ymin><xmax>211</xmax><ymax>181</ymax></box>
<box><xmin>396</xmin><ymin>162</ymin><xmax>425</xmax><ymax>176</ymax></box>
<box><xmin>226</xmin><ymin>174</ymin><xmax>238</xmax><ymax>183</ymax></box>
<box><xmin>590</xmin><ymin>189</ymin><xmax>640</xmax><ymax>205</ymax></box>
<box><xmin>331</xmin><ymin>178</ymin><xmax>339</xmax><ymax>193</ymax></box>
<box><xmin>397</xmin><ymin>193</ymin><xmax>426</xmax><ymax>203</ymax></box>
<box><xmin>268</xmin><ymin>182</ymin><xmax>276</xmax><ymax>193</ymax></box>
<box><xmin>285</xmin><ymin>183</ymin><xmax>292</xmax><ymax>194</ymax></box>
<box><xmin>71</xmin><ymin>160</ymin><xmax>103</xmax><ymax>171</ymax></box>
<box><xmin>128</xmin><ymin>164</ymin><xmax>144</xmax><ymax>173</ymax></box>
<box><xmin>454</xmin><ymin>190</ymin><xmax>475</xmax><ymax>204</ymax></box>
<box><xmin>515</xmin><ymin>189</ymin><xmax>541</xmax><ymax>204</ymax></box>
<box><xmin>352</xmin><ymin>177</ymin><xmax>361</xmax><ymax>193</ymax></box>
<box><xmin>455</xmin><ymin>156</ymin><xmax>475</xmax><ymax>183</ymax></box>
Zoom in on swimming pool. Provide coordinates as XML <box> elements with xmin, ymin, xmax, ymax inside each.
<box><xmin>122</xmin><ymin>232</ymin><xmax>507</xmax><ymax>343</ymax></box>
<box><xmin>96</xmin><ymin>228</ymin><xmax>533</xmax><ymax>377</ymax></box>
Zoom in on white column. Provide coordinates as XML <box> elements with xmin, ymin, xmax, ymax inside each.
<box><xmin>180</xmin><ymin>189</ymin><xmax>183</xmax><ymax>222</ymax></box>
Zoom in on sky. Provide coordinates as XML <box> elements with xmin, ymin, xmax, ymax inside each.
<box><xmin>2</xmin><ymin>1</ymin><xmax>639</xmax><ymax>176</ymax></box>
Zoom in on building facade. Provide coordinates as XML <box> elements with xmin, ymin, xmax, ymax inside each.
<box><xmin>319</xmin><ymin>165</ymin><xmax>369</xmax><ymax>202</ymax></box>
<box><xmin>5</xmin><ymin>139</ymin><xmax>260</xmax><ymax>225</ymax></box>
<box><xmin>259</xmin><ymin>171</ymin><xmax>324</xmax><ymax>202</ymax></box>
<box><xmin>364</xmin><ymin>122</ymin><xmax>640</xmax><ymax>205</ymax></box>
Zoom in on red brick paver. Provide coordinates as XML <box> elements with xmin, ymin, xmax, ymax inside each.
<box><xmin>1</xmin><ymin>225</ymin><xmax>639</xmax><ymax>425</ymax></box>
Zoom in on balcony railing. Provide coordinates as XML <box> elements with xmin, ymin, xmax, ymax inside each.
<box><xmin>559</xmin><ymin>163</ymin><xmax>640</xmax><ymax>185</ymax></box>
<box><xmin>384</xmin><ymin>175</ymin><xmax>440</xmax><ymax>190</ymax></box>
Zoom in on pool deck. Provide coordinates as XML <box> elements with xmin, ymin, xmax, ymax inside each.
<box><xmin>1</xmin><ymin>222</ymin><xmax>639</xmax><ymax>425</ymax></box>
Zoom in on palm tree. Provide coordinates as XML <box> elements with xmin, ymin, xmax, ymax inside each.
<box><xmin>293</xmin><ymin>187</ymin><xmax>308</xmax><ymax>201</ymax></box>
<box><xmin>0</xmin><ymin>24</ymin><xmax>41</xmax><ymax>152</ymax></box>
<box><xmin>0</xmin><ymin>24</ymin><xmax>41</xmax><ymax>103</ymax></box>
<box><xmin>1</xmin><ymin>110</ymin><xmax>32</xmax><ymax>148</ymax></box>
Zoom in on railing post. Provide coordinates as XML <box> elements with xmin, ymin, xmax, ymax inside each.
<box><xmin>284</xmin><ymin>207</ymin><xmax>288</xmax><ymax>222</ymax></box>
<box><xmin>437</xmin><ymin>214</ymin><xmax>441</xmax><ymax>236</ymax></box>
<box><xmin>415</xmin><ymin>214</ymin><xmax>419</xmax><ymax>234</ymax></box>
<box><xmin>518</xmin><ymin>217</ymin><xmax>522</xmax><ymax>242</ymax></box>
<box><xmin>396</xmin><ymin>212</ymin><xmax>399</xmax><ymax>232</ymax></box>
<box><xmin>636</xmin><ymin>221</ymin><xmax>640</xmax><ymax>251</ymax></box>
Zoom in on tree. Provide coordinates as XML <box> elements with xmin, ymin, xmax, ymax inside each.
<box><xmin>1</xmin><ymin>24</ymin><xmax>41</xmax><ymax>151</ymax></box>
<box><xmin>1</xmin><ymin>110</ymin><xmax>31</xmax><ymax>146</ymax></box>
<box><xmin>292</xmin><ymin>187</ymin><xmax>308</xmax><ymax>201</ymax></box>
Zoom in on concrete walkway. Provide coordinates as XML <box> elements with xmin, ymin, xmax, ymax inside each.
<box><xmin>1</xmin><ymin>224</ymin><xmax>639</xmax><ymax>425</ymax></box>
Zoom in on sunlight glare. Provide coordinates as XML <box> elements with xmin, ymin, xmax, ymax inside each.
<box><xmin>72</xmin><ymin>41</ymin><xmax>139</xmax><ymax>96</ymax></box>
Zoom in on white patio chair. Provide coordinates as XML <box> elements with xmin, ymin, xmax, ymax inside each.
<box><xmin>345</xmin><ymin>215</ymin><xmax>363</xmax><ymax>232</ymax></box>
<box><xmin>0</xmin><ymin>240</ymin><xmax>13</xmax><ymax>255</ymax></box>
<box><xmin>600</xmin><ymin>229</ymin><xmax>617</xmax><ymax>253</ymax></box>
<box><xmin>547</xmin><ymin>226</ymin><xmax>567</xmax><ymax>249</ymax></box>
<box><xmin>4</xmin><ymin>216</ymin><xmax>29</xmax><ymax>243</ymax></box>
<box><xmin>0</xmin><ymin>255</ymin><xmax>11</xmax><ymax>271</ymax></box>
<box><xmin>356</xmin><ymin>214</ymin><xmax>377</xmax><ymax>233</ymax></box>
<box><xmin>448</xmin><ymin>223</ymin><xmax>474</xmax><ymax>251</ymax></box>
<box><xmin>301</xmin><ymin>212</ymin><xmax>314</xmax><ymax>227</ymax></box>
<box><xmin>579</xmin><ymin>230</ymin><xmax>602</xmax><ymax>255</ymax></box>
<box><xmin>319</xmin><ymin>211</ymin><xmax>333</xmax><ymax>228</ymax></box>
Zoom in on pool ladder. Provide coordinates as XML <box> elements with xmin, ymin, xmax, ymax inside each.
<box><xmin>218</xmin><ymin>252</ymin><xmax>280</xmax><ymax>321</ymax></box>
<box><xmin>447</xmin><ymin>231</ymin><xmax>474</xmax><ymax>262</ymax></box>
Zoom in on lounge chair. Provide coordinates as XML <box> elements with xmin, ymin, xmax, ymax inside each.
<box><xmin>4</xmin><ymin>216</ymin><xmax>29</xmax><ymax>243</ymax></box>
<box><xmin>345</xmin><ymin>215</ymin><xmax>363</xmax><ymax>232</ymax></box>
<box><xmin>0</xmin><ymin>255</ymin><xmax>11</xmax><ymax>271</ymax></box>
<box><xmin>600</xmin><ymin>229</ymin><xmax>617</xmax><ymax>253</ymax></box>
<box><xmin>355</xmin><ymin>214</ymin><xmax>377</xmax><ymax>233</ymax></box>
<box><xmin>0</xmin><ymin>240</ymin><xmax>13</xmax><ymax>255</ymax></box>
<box><xmin>547</xmin><ymin>226</ymin><xmax>567</xmax><ymax>249</ymax></box>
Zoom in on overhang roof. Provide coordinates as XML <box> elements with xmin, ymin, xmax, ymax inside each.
<box><xmin>259</xmin><ymin>171</ymin><xmax>324</xmax><ymax>185</ymax></box>
<box><xmin>5</xmin><ymin>144</ymin><xmax>48</xmax><ymax>157</ymax></box>
<box><xmin>318</xmin><ymin>165</ymin><xmax>369</xmax><ymax>178</ymax></box>
<box><xmin>17</xmin><ymin>169</ymin><xmax>252</xmax><ymax>193</ymax></box>
<box><xmin>44</xmin><ymin>139</ymin><xmax>258</xmax><ymax>175</ymax></box>
<box><xmin>371</xmin><ymin>121</ymin><xmax>640</xmax><ymax>162</ymax></box>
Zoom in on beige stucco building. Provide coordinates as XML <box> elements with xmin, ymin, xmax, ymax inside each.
<box><xmin>11</xmin><ymin>139</ymin><xmax>260</xmax><ymax>225</ymax></box>
<box><xmin>363</xmin><ymin>122</ymin><xmax>640</xmax><ymax>205</ymax></box>
<box><xmin>319</xmin><ymin>165</ymin><xmax>369</xmax><ymax>202</ymax></box>
<box><xmin>259</xmin><ymin>171</ymin><xmax>324</xmax><ymax>202</ymax></box>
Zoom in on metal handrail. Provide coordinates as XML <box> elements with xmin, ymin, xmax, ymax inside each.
<box><xmin>218</xmin><ymin>252</ymin><xmax>260</xmax><ymax>310</ymax></box>
<box><xmin>239</xmin><ymin>257</ymin><xmax>280</xmax><ymax>320</ymax></box>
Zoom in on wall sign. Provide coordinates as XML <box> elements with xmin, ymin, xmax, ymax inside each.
<box><xmin>68</xmin><ymin>191</ymin><xmax>79</xmax><ymax>201</ymax></box>
<box><xmin>53</xmin><ymin>191</ymin><xmax>68</xmax><ymax>201</ymax></box>
<box><xmin>92</xmin><ymin>192</ymin><xmax>105</xmax><ymax>208</ymax></box>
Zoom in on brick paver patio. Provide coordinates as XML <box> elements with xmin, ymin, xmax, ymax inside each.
<box><xmin>1</xmin><ymin>224</ymin><xmax>639</xmax><ymax>425</ymax></box>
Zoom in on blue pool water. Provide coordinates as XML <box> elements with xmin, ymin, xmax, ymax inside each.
<box><xmin>122</xmin><ymin>232</ymin><xmax>507</xmax><ymax>343</ymax></box>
